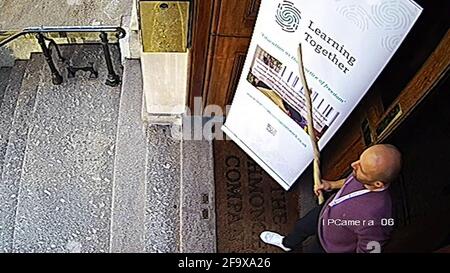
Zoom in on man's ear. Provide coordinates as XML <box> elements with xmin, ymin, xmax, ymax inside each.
<box><xmin>373</xmin><ymin>181</ymin><xmax>385</xmax><ymax>189</ymax></box>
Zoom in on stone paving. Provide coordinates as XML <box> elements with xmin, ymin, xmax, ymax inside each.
<box><xmin>0</xmin><ymin>0</ymin><xmax>133</xmax><ymax>30</ymax></box>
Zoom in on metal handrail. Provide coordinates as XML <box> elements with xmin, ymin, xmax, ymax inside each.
<box><xmin>0</xmin><ymin>25</ymin><xmax>126</xmax><ymax>47</ymax></box>
<box><xmin>0</xmin><ymin>25</ymin><xmax>126</xmax><ymax>86</ymax></box>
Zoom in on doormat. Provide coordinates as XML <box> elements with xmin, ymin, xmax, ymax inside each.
<box><xmin>214</xmin><ymin>140</ymin><xmax>300</xmax><ymax>253</ymax></box>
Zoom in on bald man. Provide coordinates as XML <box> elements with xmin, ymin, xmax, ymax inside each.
<box><xmin>260</xmin><ymin>144</ymin><xmax>402</xmax><ymax>253</ymax></box>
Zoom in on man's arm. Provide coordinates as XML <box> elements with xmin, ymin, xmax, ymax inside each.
<box><xmin>314</xmin><ymin>178</ymin><xmax>346</xmax><ymax>197</ymax></box>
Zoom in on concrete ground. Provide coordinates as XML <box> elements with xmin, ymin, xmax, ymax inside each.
<box><xmin>0</xmin><ymin>0</ymin><xmax>132</xmax><ymax>30</ymax></box>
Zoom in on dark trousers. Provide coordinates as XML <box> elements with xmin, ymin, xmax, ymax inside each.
<box><xmin>282</xmin><ymin>205</ymin><xmax>326</xmax><ymax>253</ymax></box>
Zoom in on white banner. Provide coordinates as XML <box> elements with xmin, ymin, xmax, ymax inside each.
<box><xmin>222</xmin><ymin>0</ymin><xmax>422</xmax><ymax>190</ymax></box>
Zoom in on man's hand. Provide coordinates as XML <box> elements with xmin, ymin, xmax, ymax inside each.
<box><xmin>314</xmin><ymin>178</ymin><xmax>346</xmax><ymax>196</ymax></box>
<box><xmin>314</xmin><ymin>180</ymin><xmax>332</xmax><ymax>197</ymax></box>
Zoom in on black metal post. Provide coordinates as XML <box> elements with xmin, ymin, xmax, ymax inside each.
<box><xmin>36</xmin><ymin>33</ymin><xmax>63</xmax><ymax>85</ymax></box>
<box><xmin>99</xmin><ymin>32</ymin><xmax>120</xmax><ymax>87</ymax></box>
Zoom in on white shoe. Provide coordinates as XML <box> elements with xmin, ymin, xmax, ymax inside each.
<box><xmin>260</xmin><ymin>231</ymin><xmax>292</xmax><ymax>251</ymax></box>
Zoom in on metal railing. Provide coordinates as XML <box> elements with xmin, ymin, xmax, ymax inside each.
<box><xmin>0</xmin><ymin>26</ymin><xmax>126</xmax><ymax>87</ymax></box>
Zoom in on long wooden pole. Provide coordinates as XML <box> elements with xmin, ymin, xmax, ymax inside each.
<box><xmin>297</xmin><ymin>44</ymin><xmax>325</xmax><ymax>205</ymax></box>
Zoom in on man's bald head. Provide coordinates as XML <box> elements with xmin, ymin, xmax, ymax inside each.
<box><xmin>351</xmin><ymin>144</ymin><xmax>402</xmax><ymax>188</ymax></box>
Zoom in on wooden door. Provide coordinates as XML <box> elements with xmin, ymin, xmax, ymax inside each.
<box><xmin>204</xmin><ymin>36</ymin><xmax>250</xmax><ymax>108</ymax></box>
<box><xmin>188</xmin><ymin>0</ymin><xmax>260</xmax><ymax>110</ymax></box>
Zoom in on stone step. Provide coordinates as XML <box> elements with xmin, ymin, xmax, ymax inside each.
<box><xmin>0</xmin><ymin>54</ymin><xmax>43</xmax><ymax>253</ymax></box>
<box><xmin>178</xmin><ymin>116</ymin><xmax>218</xmax><ymax>252</ymax></box>
<box><xmin>180</xmin><ymin>135</ymin><xmax>217</xmax><ymax>253</ymax></box>
<box><xmin>11</xmin><ymin>45</ymin><xmax>122</xmax><ymax>253</ymax></box>
<box><xmin>1</xmin><ymin>43</ymin><xmax>215</xmax><ymax>253</ymax></box>
<box><xmin>109</xmin><ymin>59</ymin><xmax>147</xmax><ymax>253</ymax></box>
<box><xmin>110</xmin><ymin>60</ymin><xmax>217</xmax><ymax>253</ymax></box>
<box><xmin>0</xmin><ymin>60</ymin><xmax>28</xmax><ymax>185</ymax></box>
<box><xmin>0</xmin><ymin>67</ymin><xmax>13</xmax><ymax>109</ymax></box>
<box><xmin>144</xmin><ymin>124</ymin><xmax>181</xmax><ymax>253</ymax></box>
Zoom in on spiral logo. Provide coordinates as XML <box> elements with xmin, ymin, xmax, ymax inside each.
<box><xmin>370</xmin><ymin>0</ymin><xmax>415</xmax><ymax>31</ymax></box>
<box><xmin>381</xmin><ymin>34</ymin><xmax>401</xmax><ymax>52</ymax></box>
<box><xmin>337</xmin><ymin>5</ymin><xmax>370</xmax><ymax>32</ymax></box>
<box><xmin>276</xmin><ymin>1</ymin><xmax>302</xmax><ymax>33</ymax></box>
